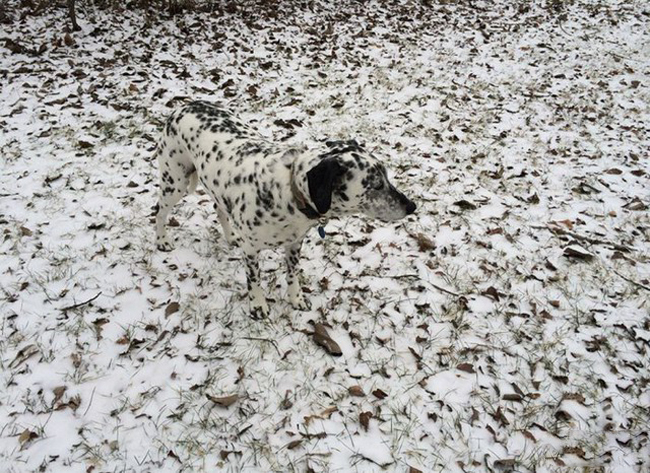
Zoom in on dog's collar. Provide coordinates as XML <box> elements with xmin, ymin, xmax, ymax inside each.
<box><xmin>290</xmin><ymin>165</ymin><xmax>320</xmax><ymax>220</ymax></box>
<box><xmin>290</xmin><ymin>164</ymin><xmax>328</xmax><ymax>237</ymax></box>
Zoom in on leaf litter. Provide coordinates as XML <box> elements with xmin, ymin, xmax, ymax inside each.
<box><xmin>0</xmin><ymin>1</ymin><xmax>649</xmax><ymax>472</ymax></box>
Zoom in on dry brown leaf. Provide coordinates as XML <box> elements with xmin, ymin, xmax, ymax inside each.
<box><xmin>563</xmin><ymin>245</ymin><xmax>593</xmax><ymax>261</ymax></box>
<box><xmin>312</xmin><ymin>324</ymin><xmax>342</xmax><ymax>357</ymax></box>
<box><xmin>522</xmin><ymin>430</ymin><xmax>536</xmax><ymax>442</ymax></box>
<box><xmin>348</xmin><ymin>386</ymin><xmax>365</xmax><ymax>397</ymax></box>
<box><xmin>286</xmin><ymin>439</ymin><xmax>302</xmax><ymax>450</ymax></box>
<box><xmin>481</xmin><ymin>286</ymin><xmax>500</xmax><ymax>301</ymax></box>
<box><xmin>457</xmin><ymin>363</ymin><xmax>475</xmax><ymax>373</ymax></box>
<box><xmin>165</xmin><ymin>302</ymin><xmax>180</xmax><ymax>316</ymax></box>
<box><xmin>413</xmin><ymin>233</ymin><xmax>435</xmax><ymax>251</ymax></box>
<box><xmin>469</xmin><ymin>407</ymin><xmax>479</xmax><ymax>425</ymax></box>
<box><xmin>206</xmin><ymin>393</ymin><xmax>238</xmax><ymax>407</ymax></box>
<box><xmin>53</xmin><ymin>386</ymin><xmax>67</xmax><ymax>403</ymax></box>
<box><xmin>494</xmin><ymin>458</ymin><xmax>516</xmax><ymax>469</ymax></box>
<box><xmin>563</xmin><ymin>392</ymin><xmax>586</xmax><ymax>404</ymax></box>
<box><xmin>359</xmin><ymin>411</ymin><xmax>373</xmax><ymax>431</ymax></box>
<box><xmin>18</xmin><ymin>429</ymin><xmax>37</xmax><ymax>445</ymax></box>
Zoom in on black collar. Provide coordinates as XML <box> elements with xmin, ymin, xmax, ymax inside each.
<box><xmin>290</xmin><ymin>170</ymin><xmax>321</xmax><ymax>220</ymax></box>
<box><xmin>298</xmin><ymin>204</ymin><xmax>320</xmax><ymax>220</ymax></box>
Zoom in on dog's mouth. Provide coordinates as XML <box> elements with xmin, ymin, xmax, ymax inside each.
<box><xmin>366</xmin><ymin>194</ymin><xmax>416</xmax><ymax>222</ymax></box>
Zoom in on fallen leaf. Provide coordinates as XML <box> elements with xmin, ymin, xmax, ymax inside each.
<box><xmin>372</xmin><ymin>389</ymin><xmax>388</xmax><ymax>399</ymax></box>
<box><xmin>359</xmin><ymin>411</ymin><xmax>373</xmax><ymax>431</ymax></box>
<box><xmin>304</xmin><ymin>406</ymin><xmax>338</xmax><ymax>425</ymax></box>
<box><xmin>481</xmin><ymin>286</ymin><xmax>500</xmax><ymax>301</ymax></box>
<box><xmin>53</xmin><ymin>386</ymin><xmax>67</xmax><ymax>403</ymax></box>
<box><xmin>453</xmin><ymin>199</ymin><xmax>477</xmax><ymax>210</ymax></box>
<box><xmin>623</xmin><ymin>198</ymin><xmax>647</xmax><ymax>211</ymax></box>
<box><xmin>469</xmin><ymin>407</ymin><xmax>479</xmax><ymax>425</ymax></box>
<box><xmin>286</xmin><ymin>439</ymin><xmax>302</xmax><ymax>450</ymax></box>
<box><xmin>563</xmin><ymin>245</ymin><xmax>594</xmax><ymax>261</ymax></box>
<box><xmin>348</xmin><ymin>386</ymin><xmax>365</xmax><ymax>397</ymax></box>
<box><xmin>492</xmin><ymin>407</ymin><xmax>509</xmax><ymax>426</ymax></box>
<box><xmin>457</xmin><ymin>363</ymin><xmax>475</xmax><ymax>373</ymax></box>
<box><xmin>18</xmin><ymin>429</ymin><xmax>37</xmax><ymax>445</ymax></box>
<box><xmin>220</xmin><ymin>450</ymin><xmax>241</xmax><ymax>460</ymax></box>
<box><xmin>522</xmin><ymin>430</ymin><xmax>536</xmax><ymax>442</ymax></box>
<box><xmin>494</xmin><ymin>458</ymin><xmax>516</xmax><ymax>469</ymax></box>
<box><xmin>412</xmin><ymin>233</ymin><xmax>435</xmax><ymax>251</ymax></box>
<box><xmin>563</xmin><ymin>392</ymin><xmax>586</xmax><ymax>404</ymax></box>
<box><xmin>206</xmin><ymin>393</ymin><xmax>238</xmax><ymax>407</ymax></box>
<box><xmin>165</xmin><ymin>302</ymin><xmax>180</xmax><ymax>316</ymax></box>
<box><xmin>312</xmin><ymin>324</ymin><xmax>342</xmax><ymax>357</ymax></box>
<box><xmin>562</xmin><ymin>446</ymin><xmax>586</xmax><ymax>459</ymax></box>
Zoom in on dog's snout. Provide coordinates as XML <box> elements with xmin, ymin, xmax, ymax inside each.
<box><xmin>406</xmin><ymin>200</ymin><xmax>416</xmax><ymax>215</ymax></box>
<box><xmin>394</xmin><ymin>188</ymin><xmax>416</xmax><ymax>215</ymax></box>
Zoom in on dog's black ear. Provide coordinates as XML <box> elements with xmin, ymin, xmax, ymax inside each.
<box><xmin>307</xmin><ymin>158</ymin><xmax>343</xmax><ymax>214</ymax></box>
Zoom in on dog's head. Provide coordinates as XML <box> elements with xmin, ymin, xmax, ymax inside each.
<box><xmin>306</xmin><ymin>140</ymin><xmax>416</xmax><ymax>221</ymax></box>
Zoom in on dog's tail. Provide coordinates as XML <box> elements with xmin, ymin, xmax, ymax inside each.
<box><xmin>187</xmin><ymin>171</ymin><xmax>198</xmax><ymax>194</ymax></box>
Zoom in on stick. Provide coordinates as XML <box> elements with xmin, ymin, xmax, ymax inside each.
<box><xmin>537</xmin><ymin>224</ymin><xmax>635</xmax><ymax>253</ymax></box>
<box><xmin>392</xmin><ymin>274</ymin><xmax>460</xmax><ymax>297</ymax></box>
<box><xmin>612</xmin><ymin>269</ymin><xmax>650</xmax><ymax>292</ymax></box>
<box><xmin>60</xmin><ymin>292</ymin><xmax>102</xmax><ymax>311</ymax></box>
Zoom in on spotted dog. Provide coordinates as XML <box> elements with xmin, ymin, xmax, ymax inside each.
<box><xmin>155</xmin><ymin>101</ymin><xmax>416</xmax><ymax>318</ymax></box>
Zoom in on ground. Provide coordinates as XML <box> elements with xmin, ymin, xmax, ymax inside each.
<box><xmin>0</xmin><ymin>1</ymin><xmax>649</xmax><ymax>472</ymax></box>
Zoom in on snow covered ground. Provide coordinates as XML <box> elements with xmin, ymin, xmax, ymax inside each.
<box><xmin>1</xmin><ymin>1</ymin><xmax>649</xmax><ymax>471</ymax></box>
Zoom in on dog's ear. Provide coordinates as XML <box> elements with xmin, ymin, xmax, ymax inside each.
<box><xmin>307</xmin><ymin>158</ymin><xmax>343</xmax><ymax>214</ymax></box>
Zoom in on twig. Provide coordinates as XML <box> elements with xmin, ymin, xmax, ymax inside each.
<box><xmin>612</xmin><ymin>269</ymin><xmax>650</xmax><ymax>292</ymax></box>
<box><xmin>427</xmin><ymin>282</ymin><xmax>460</xmax><ymax>297</ymax></box>
<box><xmin>537</xmin><ymin>224</ymin><xmax>635</xmax><ymax>253</ymax></box>
<box><xmin>83</xmin><ymin>387</ymin><xmax>96</xmax><ymax>417</ymax></box>
<box><xmin>392</xmin><ymin>274</ymin><xmax>460</xmax><ymax>297</ymax></box>
<box><xmin>351</xmin><ymin>453</ymin><xmax>394</xmax><ymax>468</ymax></box>
<box><xmin>241</xmin><ymin>337</ymin><xmax>281</xmax><ymax>355</ymax></box>
<box><xmin>392</xmin><ymin>274</ymin><xmax>458</xmax><ymax>295</ymax></box>
<box><xmin>60</xmin><ymin>292</ymin><xmax>102</xmax><ymax>311</ymax></box>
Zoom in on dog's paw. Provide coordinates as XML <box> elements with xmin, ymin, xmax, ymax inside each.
<box><xmin>290</xmin><ymin>292</ymin><xmax>311</xmax><ymax>311</ymax></box>
<box><xmin>250</xmin><ymin>299</ymin><xmax>270</xmax><ymax>320</ymax></box>
<box><xmin>156</xmin><ymin>237</ymin><xmax>173</xmax><ymax>252</ymax></box>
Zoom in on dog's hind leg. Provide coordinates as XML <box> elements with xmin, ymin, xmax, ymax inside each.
<box><xmin>155</xmin><ymin>145</ymin><xmax>195</xmax><ymax>251</ymax></box>
<box><xmin>215</xmin><ymin>205</ymin><xmax>238</xmax><ymax>246</ymax></box>
<box><xmin>285</xmin><ymin>239</ymin><xmax>309</xmax><ymax>310</ymax></box>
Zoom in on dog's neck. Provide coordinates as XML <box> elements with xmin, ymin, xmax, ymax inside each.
<box><xmin>289</xmin><ymin>151</ymin><xmax>323</xmax><ymax>220</ymax></box>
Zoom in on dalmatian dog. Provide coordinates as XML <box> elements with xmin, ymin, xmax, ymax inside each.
<box><xmin>155</xmin><ymin>101</ymin><xmax>416</xmax><ymax>318</ymax></box>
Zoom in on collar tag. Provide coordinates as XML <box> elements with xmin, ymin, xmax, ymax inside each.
<box><xmin>317</xmin><ymin>216</ymin><xmax>327</xmax><ymax>238</ymax></box>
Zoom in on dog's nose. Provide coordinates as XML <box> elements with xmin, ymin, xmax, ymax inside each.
<box><xmin>406</xmin><ymin>200</ymin><xmax>416</xmax><ymax>215</ymax></box>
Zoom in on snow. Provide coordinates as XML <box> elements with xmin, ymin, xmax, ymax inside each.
<box><xmin>1</xmin><ymin>0</ymin><xmax>649</xmax><ymax>471</ymax></box>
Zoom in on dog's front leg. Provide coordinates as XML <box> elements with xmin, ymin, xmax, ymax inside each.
<box><xmin>285</xmin><ymin>240</ymin><xmax>310</xmax><ymax>310</ymax></box>
<box><xmin>245</xmin><ymin>252</ymin><xmax>269</xmax><ymax>319</ymax></box>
